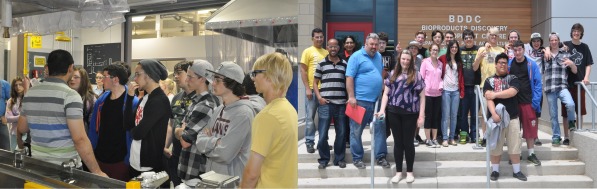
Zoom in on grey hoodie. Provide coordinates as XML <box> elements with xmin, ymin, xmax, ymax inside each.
<box><xmin>247</xmin><ymin>95</ymin><xmax>266</xmax><ymax>113</ymax></box>
<box><xmin>195</xmin><ymin>98</ymin><xmax>255</xmax><ymax>179</ymax></box>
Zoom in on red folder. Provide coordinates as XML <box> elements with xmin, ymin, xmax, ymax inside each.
<box><xmin>345</xmin><ymin>104</ymin><xmax>366</xmax><ymax>125</ymax></box>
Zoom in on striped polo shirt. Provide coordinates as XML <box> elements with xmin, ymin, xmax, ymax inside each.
<box><xmin>21</xmin><ymin>77</ymin><xmax>83</xmax><ymax>166</ymax></box>
<box><xmin>314</xmin><ymin>56</ymin><xmax>348</xmax><ymax>104</ymax></box>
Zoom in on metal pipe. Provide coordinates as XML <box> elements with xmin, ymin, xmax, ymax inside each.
<box><xmin>474</xmin><ymin>85</ymin><xmax>489</xmax><ymax>188</ymax></box>
<box><xmin>576</xmin><ymin>82</ymin><xmax>597</xmax><ymax>131</ymax></box>
<box><xmin>370</xmin><ymin>97</ymin><xmax>380</xmax><ymax>188</ymax></box>
<box><xmin>592</xmin><ymin>83</ymin><xmax>595</xmax><ymax>130</ymax></box>
<box><xmin>578</xmin><ymin>83</ymin><xmax>582</xmax><ymax>130</ymax></box>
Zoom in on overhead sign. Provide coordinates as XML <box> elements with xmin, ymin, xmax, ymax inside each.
<box><xmin>30</xmin><ymin>36</ymin><xmax>42</xmax><ymax>49</ymax></box>
<box><xmin>398</xmin><ymin>0</ymin><xmax>531</xmax><ymax>47</ymax></box>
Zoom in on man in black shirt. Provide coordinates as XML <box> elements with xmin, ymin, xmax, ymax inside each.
<box><xmin>88</xmin><ymin>63</ymin><xmax>136</xmax><ymax>181</ymax></box>
<box><xmin>484</xmin><ymin>53</ymin><xmax>526</xmax><ymax>181</ymax></box>
<box><xmin>508</xmin><ymin>40</ymin><xmax>543</xmax><ymax>167</ymax></box>
<box><xmin>163</xmin><ymin>61</ymin><xmax>194</xmax><ymax>186</ymax></box>
<box><xmin>458</xmin><ymin>29</ymin><xmax>482</xmax><ymax>144</ymax></box>
<box><xmin>378</xmin><ymin>32</ymin><xmax>395</xmax><ymax>143</ymax></box>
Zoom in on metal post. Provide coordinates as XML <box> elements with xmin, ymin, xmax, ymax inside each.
<box><xmin>473</xmin><ymin>87</ymin><xmax>483</xmax><ymax>150</ymax></box>
<box><xmin>592</xmin><ymin>84</ymin><xmax>595</xmax><ymax>130</ymax></box>
<box><xmin>578</xmin><ymin>83</ymin><xmax>582</xmax><ymax>131</ymax></box>
<box><xmin>370</xmin><ymin>98</ymin><xmax>379</xmax><ymax>188</ymax></box>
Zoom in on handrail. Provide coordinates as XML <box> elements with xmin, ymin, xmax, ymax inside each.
<box><xmin>475</xmin><ymin>85</ymin><xmax>490</xmax><ymax>189</ymax></box>
<box><xmin>575</xmin><ymin>82</ymin><xmax>597</xmax><ymax>131</ymax></box>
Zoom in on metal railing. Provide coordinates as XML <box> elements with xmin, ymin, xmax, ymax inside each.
<box><xmin>475</xmin><ymin>85</ymin><xmax>490</xmax><ymax>188</ymax></box>
<box><xmin>575</xmin><ymin>82</ymin><xmax>597</xmax><ymax>131</ymax></box>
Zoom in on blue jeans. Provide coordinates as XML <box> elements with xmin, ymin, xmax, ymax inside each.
<box><xmin>317</xmin><ymin>104</ymin><xmax>347</xmax><ymax>165</ymax></box>
<box><xmin>442</xmin><ymin>90</ymin><xmax>460</xmax><ymax>140</ymax></box>
<box><xmin>349</xmin><ymin>100</ymin><xmax>384</xmax><ymax>161</ymax></box>
<box><xmin>546</xmin><ymin>89</ymin><xmax>576</xmax><ymax>140</ymax></box>
<box><xmin>458</xmin><ymin>86</ymin><xmax>477</xmax><ymax>141</ymax></box>
<box><xmin>304</xmin><ymin>90</ymin><xmax>319</xmax><ymax>145</ymax></box>
<box><xmin>374</xmin><ymin>97</ymin><xmax>387</xmax><ymax>159</ymax></box>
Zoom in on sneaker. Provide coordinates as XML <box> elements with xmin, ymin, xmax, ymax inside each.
<box><xmin>449</xmin><ymin>140</ymin><xmax>457</xmax><ymax>146</ymax></box>
<box><xmin>353</xmin><ymin>160</ymin><xmax>366</xmax><ymax>169</ymax></box>
<box><xmin>405</xmin><ymin>174</ymin><xmax>415</xmax><ymax>183</ymax></box>
<box><xmin>391</xmin><ymin>174</ymin><xmax>402</xmax><ymax>183</ymax></box>
<box><xmin>318</xmin><ymin>163</ymin><xmax>327</xmax><ymax>169</ymax></box>
<box><xmin>416</xmin><ymin>135</ymin><xmax>424</xmax><ymax>144</ymax></box>
<box><xmin>414</xmin><ymin>139</ymin><xmax>419</xmax><ymax>147</ymax></box>
<box><xmin>306</xmin><ymin>144</ymin><xmax>315</xmax><ymax>153</ymax></box>
<box><xmin>569</xmin><ymin>120</ymin><xmax>577</xmax><ymax>131</ymax></box>
<box><xmin>338</xmin><ymin>161</ymin><xmax>346</xmax><ymax>168</ymax></box>
<box><xmin>552</xmin><ymin>138</ymin><xmax>561</xmax><ymax>147</ymax></box>
<box><xmin>527</xmin><ymin>153</ymin><xmax>541</xmax><ymax>166</ymax></box>
<box><xmin>377</xmin><ymin>157</ymin><xmax>391</xmax><ymax>168</ymax></box>
<box><xmin>432</xmin><ymin>140</ymin><xmax>440</xmax><ymax>148</ymax></box>
<box><xmin>513</xmin><ymin>171</ymin><xmax>528</xmax><ymax>181</ymax></box>
<box><xmin>442</xmin><ymin>140</ymin><xmax>449</xmax><ymax>147</ymax></box>
<box><xmin>490</xmin><ymin>171</ymin><xmax>500</xmax><ymax>181</ymax></box>
<box><xmin>535</xmin><ymin>138</ymin><xmax>542</xmax><ymax>146</ymax></box>
<box><xmin>481</xmin><ymin>139</ymin><xmax>487</xmax><ymax>147</ymax></box>
<box><xmin>426</xmin><ymin>140</ymin><xmax>434</xmax><ymax>147</ymax></box>
<box><xmin>563</xmin><ymin>139</ymin><xmax>570</xmax><ymax>145</ymax></box>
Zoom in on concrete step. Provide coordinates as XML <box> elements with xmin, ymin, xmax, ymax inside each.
<box><xmin>298</xmin><ymin>160</ymin><xmax>585</xmax><ymax>178</ymax></box>
<box><xmin>298</xmin><ymin>175</ymin><xmax>594</xmax><ymax>188</ymax></box>
<box><xmin>299</xmin><ymin>144</ymin><xmax>579</xmax><ymax>163</ymax></box>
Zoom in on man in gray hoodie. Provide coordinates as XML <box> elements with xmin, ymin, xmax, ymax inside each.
<box><xmin>196</xmin><ymin>61</ymin><xmax>256</xmax><ymax>180</ymax></box>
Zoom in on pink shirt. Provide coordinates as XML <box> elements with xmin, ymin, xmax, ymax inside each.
<box><xmin>420</xmin><ymin>57</ymin><xmax>444</xmax><ymax>97</ymax></box>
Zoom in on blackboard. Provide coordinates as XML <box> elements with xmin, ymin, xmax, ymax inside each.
<box><xmin>84</xmin><ymin>43</ymin><xmax>121</xmax><ymax>84</ymax></box>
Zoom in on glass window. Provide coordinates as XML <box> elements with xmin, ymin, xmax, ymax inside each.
<box><xmin>329</xmin><ymin>0</ymin><xmax>373</xmax><ymax>13</ymax></box>
<box><xmin>375</xmin><ymin>0</ymin><xmax>395</xmax><ymax>44</ymax></box>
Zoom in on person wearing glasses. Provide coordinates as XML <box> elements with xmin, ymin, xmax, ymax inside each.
<box><xmin>484</xmin><ymin>53</ymin><xmax>526</xmax><ymax>182</ymax></box>
<box><xmin>195</xmin><ymin>61</ymin><xmax>255</xmax><ymax>180</ymax></box>
<box><xmin>94</xmin><ymin>72</ymin><xmax>105</xmax><ymax>96</ymax></box>
<box><xmin>88</xmin><ymin>62</ymin><xmax>137</xmax><ymax>181</ymax></box>
<box><xmin>312</xmin><ymin>38</ymin><xmax>349</xmax><ymax>169</ymax></box>
<box><xmin>174</xmin><ymin>60</ymin><xmax>220</xmax><ymax>188</ymax></box>
<box><xmin>345</xmin><ymin>33</ymin><xmax>385</xmax><ymax>169</ymax></box>
<box><xmin>163</xmin><ymin>60</ymin><xmax>193</xmax><ymax>187</ymax></box>
<box><xmin>125</xmin><ymin>59</ymin><xmax>171</xmax><ymax>181</ymax></box>
<box><xmin>241</xmin><ymin>52</ymin><xmax>297</xmax><ymax>188</ymax></box>
<box><xmin>300</xmin><ymin>28</ymin><xmax>328</xmax><ymax>154</ymax></box>
<box><xmin>474</xmin><ymin>27</ymin><xmax>505</xmax><ymax>146</ymax></box>
<box><xmin>458</xmin><ymin>29</ymin><xmax>482</xmax><ymax>144</ymax></box>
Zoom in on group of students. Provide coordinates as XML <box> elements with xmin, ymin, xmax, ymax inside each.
<box><xmin>301</xmin><ymin>22</ymin><xmax>593</xmax><ymax>183</ymax></box>
<box><xmin>0</xmin><ymin>49</ymin><xmax>299</xmax><ymax>188</ymax></box>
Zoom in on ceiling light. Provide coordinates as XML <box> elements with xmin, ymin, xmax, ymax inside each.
<box><xmin>197</xmin><ymin>8</ymin><xmax>217</xmax><ymax>14</ymax></box>
<box><xmin>132</xmin><ymin>16</ymin><xmax>146</xmax><ymax>22</ymax></box>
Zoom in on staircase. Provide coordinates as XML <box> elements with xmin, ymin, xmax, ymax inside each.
<box><xmin>298</xmin><ymin>126</ymin><xmax>593</xmax><ymax>188</ymax></box>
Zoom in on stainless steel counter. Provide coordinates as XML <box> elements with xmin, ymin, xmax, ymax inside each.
<box><xmin>0</xmin><ymin>149</ymin><xmax>127</xmax><ymax>188</ymax></box>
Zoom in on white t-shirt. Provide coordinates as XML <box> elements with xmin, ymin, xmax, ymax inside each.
<box><xmin>130</xmin><ymin>96</ymin><xmax>152</xmax><ymax>171</ymax></box>
<box><xmin>444</xmin><ymin>62</ymin><xmax>459</xmax><ymax>91</ymax></box>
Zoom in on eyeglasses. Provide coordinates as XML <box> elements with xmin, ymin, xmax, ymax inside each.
<box><xmin>134</xmin><ymin>72</ymin><xmax>145</xmax><ymax>78</ymax></box>
<box><xmin>96</xmin><ymin>76</ymin><xmax>104</xmax><ymax>79</ymax></box>
<box><xmin>250</xmin><ymin>70</ymin><xmax>266</xmax><ymax>79</ymax></box>
<box><xmin>464</xmin><ymin>36</ymin><xmax>473</xmax><ymax>40</ymax></box>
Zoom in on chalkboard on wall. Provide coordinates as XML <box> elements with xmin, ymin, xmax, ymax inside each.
<box><xmin>84</xmin><ymin>43</ymin><xmax>121</xmax><ymax>84</ymax></box>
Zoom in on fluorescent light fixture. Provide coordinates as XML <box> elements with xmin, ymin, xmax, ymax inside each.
<box><xmin>197</xmin><ymin>8</ymin><xmax>217</xmax><ymax>14</ymax></box>
<box><xmin>128</xmin><ymin>0</ymin><xmax>176</xmax><ymax>7</ymax></box>
<box><xmin>132</xmin><ymin>16</ymin><xmax>146</xmax><ymax>22</ymax></box>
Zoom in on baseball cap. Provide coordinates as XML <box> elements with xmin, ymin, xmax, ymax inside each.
<box><xmin>530</xmin><ymin>33</ymin><xmax>541</xmax><ymax>40</ymax></box>
<box><xmin>189</xmin><ymin>59</ymin><xmax>213</xmax><ymax>82</ymax></box>
<box><xmin>206</xmin><ymin>61</ymin><xmax>245</xmax><ymax>84</ymax></box>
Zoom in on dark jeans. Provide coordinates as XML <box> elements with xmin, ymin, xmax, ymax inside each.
<box><xmin>388</xmin><ymin>110</ymin><xmax>417</xmax><ymax>172</ymax></box>
<box><xmin>165</xmin><ymin>154</ymin><xmax>182</xmax><ymax>186</ymax></box>
<box><xmin>317</xmin><ymin>104</ymin><xmax>347</xmax><ymax>165</ymax></box>
<box><xmin>458</xmin><ymin>86</ymin><xmax>477</xmax><ymax>141</ymax></box>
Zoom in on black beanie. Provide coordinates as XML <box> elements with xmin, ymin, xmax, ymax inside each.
<box><xmin>139</xmin><ymin>59</ymin><xmax>168</xmax><ymax>83</ymax></box>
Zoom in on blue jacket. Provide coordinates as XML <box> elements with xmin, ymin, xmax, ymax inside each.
<box><xmin>88</xmin><ymin>87</ymin><xmax>139</xmax><ymax>165</ymax></box>
<box><xmin>508</xmin><ymin>56</ymin><xmax>542</xmax><ymax>113</ymax></box>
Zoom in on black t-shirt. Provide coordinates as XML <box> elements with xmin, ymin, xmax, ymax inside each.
<box><xmin>380</xmin><ymin>51</ymin><xmax>396</xmax><ymax>71</ymax></box>
<box><xmin>95</xmin><ymin>93</ymin><xmax>127</xmax><ymax>163</ymax></box>
<box><xmin>483</xmin><ymin>74</ymin><xmax>520</xmax><ymax>118</ymax></box>
<box><xmin>461</xmin><ymin>45</ymin><xmax>480</xmax><ymax>86</ymax></box>
<box><xmin>564</xmin><ymin>41</ymin><xmax>594</xmax><ymax>87</ymax></box>
<box><xmin>509</xmin><ymin>57</ymin><xmax>532</xmax><ymax>103</ymax></box>
<box><xmin>418</xmin><ymin>47</ymin><xmax>428</xmax><ymax>58</ymax></box>
<box><xmin>169</xmin><ymin>91</ymin><xmax>195</xmax><ymax>157</ymax></box>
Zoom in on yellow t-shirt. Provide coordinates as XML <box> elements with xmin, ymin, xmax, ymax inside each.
<box><xmin>251</xmin><ymin>98</ymin><xmax>298</xmax><ymax>188</ymax></box>
<box><xmin>477</xmin><ymin>46</ymin><xmax>505</xmax><ymax>86</ymax></box>
<box><xmin>300</xmin><ymin>46</ymin><xmax>328</xmax><ymax>89</ymax></box>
